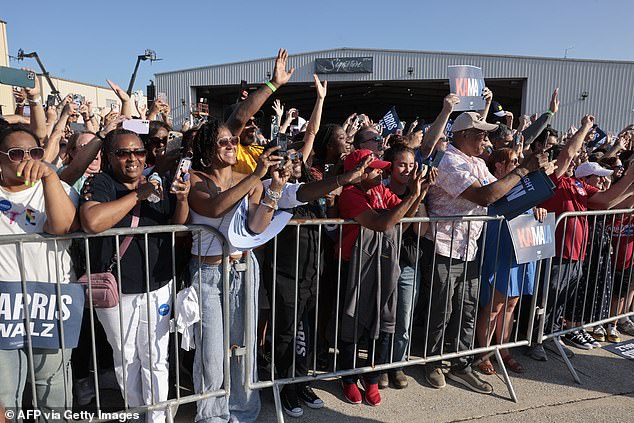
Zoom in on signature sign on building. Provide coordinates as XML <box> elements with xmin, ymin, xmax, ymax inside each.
<box><xmin>315</xmin><ymin>57</ymin><xmax>373</xmax><ymax>74</ymax></box>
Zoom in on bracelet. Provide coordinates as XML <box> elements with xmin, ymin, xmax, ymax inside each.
<box><xmin>546</xmin><ymin>109</ymin><xmax>554</xmax><ymax>116</ymax></box>
<box><xmin>265</xmin><ymin>81</ymin><xmax>277</xmax><ymax>93</ymax></box>
<box><xmin>95</xmin><ymin>131</ymin><xmax>106</xmax><ymax>141</ymax></box>
<box><xmin>260</xmin><ymin>199</ymin><xmax>277</xmax><ymax>211</ymax></box>
<box><xmin>265</xmin><ymin>187</ymin><xmax>282</xmax><ymax>201</ymax></box>
<box><xmin>28</xmin><ymin>97</ymin><xmax>42</xmax><ymax>105</ymax></box>
<box><xmin>16</xmin><ymin>101</ymin><xmax>25</xmax><ymax>107</ymax></box>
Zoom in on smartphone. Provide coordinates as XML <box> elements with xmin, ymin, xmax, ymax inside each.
<box><xmin>122</xmin><ymin>119</ymin><xmax>150</xmax><ymax>134</ymax></box>
<box><xmin>355</xmin><ymin>114</ymin><xmax>365</xmax><ymax>127</ymax></box>
<box><xmin>291</xmin><ymin>109</ymin><xmax>298</xmax><ymax>119</ymax></box>
<box><xmin>421</xmin><ymin>150</ymin><xmax>445</xmax><ymax>180</ymax></box>
<box><xmin>171</xmin><ymin>157</ymin><xmax>192</xmax><ymax>192</ymax></box>
<box><xmin>157</xmin><ymin>92</ymin><xmax>167</xmax><ymax>103</ymax></box>
<box><xmin>240</xmin><ymin>80</ymin><xmax>247</xmax><ymax>92</ymax></box>
<box><xmin>46</xmin><ymin>95</ymin><xmax>56</xmax><ymax>108</ymax></box>
<box><xmin>165</xmin><ymin>131</ymin><xmax>183</xmax><ymax>155</ymax></box>
<box><xmin>111</xmin><ymin>103</ymin><xmax>120</xmax><ymax>112</ymax></box>
<box><xmin>0</xmin><ymin>66</ymin><xmax>36</xmax><ymax>88</ymax></box>
<box><xmin>513</xmin><ymin>131</ymin><xmax>522</xmax><ymax>146</ymax></box>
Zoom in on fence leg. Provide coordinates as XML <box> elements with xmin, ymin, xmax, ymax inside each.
<box><xmin>553</xmin><ymin>336</ymin><xmax>582</xmax><ymax>384</ymax></box>
<box><xmin>494</xmin><ymin>348</ymin><xmax>518</xmax><ymax>403</ymax></box>
<box><xmin>166</xmin><ymin>405</ymin><xmax>175</xmax><ymax>423</ymax></box>
<box><xmin>273</xmin><ymin>384</ymin><xmax>286</xmax><ymax>423</ymax></box>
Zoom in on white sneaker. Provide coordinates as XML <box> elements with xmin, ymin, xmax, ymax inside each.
<box><xmin>74</xmin><ymin>376</ymin><xmax>96</xmax><ymax>406</ymax></box>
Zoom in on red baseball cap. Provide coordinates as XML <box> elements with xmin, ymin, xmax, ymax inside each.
<box><xmin>343</xmin><ymin>149</ymin><xmax>391</xmax><ymax>172</ymax></box>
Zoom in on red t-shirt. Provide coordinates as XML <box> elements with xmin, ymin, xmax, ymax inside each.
<box><xmin>539</xmin><ymin>174</ymin><xmax>599</xmax><ymax>261</ymax></box>
<box><xmin>337</xmin><ymin>184</ymin><xmax>401</xmax><ymax>261</ymax></box>
<box><xmin>610</xmin><ymin>213</ymin><xmax>634</xmax><ymax>270</ymax></box>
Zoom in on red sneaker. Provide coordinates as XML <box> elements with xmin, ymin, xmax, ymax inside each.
<box><xmin>362</xmin><ymin>380</ymin><xmax>382</xmax><ymax>406</ymax></box>
<box><xmin>342</xmin><ymin>382</ymin><xmax>362</xmax><ymax>404</ymax></box>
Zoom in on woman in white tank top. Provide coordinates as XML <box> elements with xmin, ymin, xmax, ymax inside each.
<box><xmin>188</xmin><ymin>117</ymin><xmax>290</xmax><ymax>422</ymax></box>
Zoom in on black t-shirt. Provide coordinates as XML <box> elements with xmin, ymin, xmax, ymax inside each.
<box><xmin>80</xmin><ymin>172</ymin><xmax>177</xmax><ymax>294</ymax></box>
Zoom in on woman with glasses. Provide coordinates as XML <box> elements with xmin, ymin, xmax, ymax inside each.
<box><xmin>188</xmin><ymin>116</ymin><xmax>290</xmax><ymax>423</ymax></box>
<box><xmin>79</xmin><ymin>128</ymin><xmax>190</xmax><ymax>423</ymax></box>
<box><xmin>0</xmin><ymin>124</ymin><xmax>79</xmax><ymax>418</ymax></box>
<box><xmin>140</xmin><ymin>120</ymin><xmax>171</xmax><ymax>176</ymax></box>
<box><xmin>475</xmin><ymin>148</ymin><xmax>544</xmax><ymax>375</ymax></box>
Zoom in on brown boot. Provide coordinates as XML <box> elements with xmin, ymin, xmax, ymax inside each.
<box><xmin>378</xmin><ymin>372</ymin><xmax>389</xmax><ymax>389</ymax></box>
<box><xmin>389</xmin><ymin>370</ymin><xmax>408</xmax><ymax>389</ymax></box>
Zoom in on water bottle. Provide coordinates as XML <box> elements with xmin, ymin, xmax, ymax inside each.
<box><xmin>147</xmin><ymin>173</ymin><xmax>162</xmax><ymax>203</ymax></box>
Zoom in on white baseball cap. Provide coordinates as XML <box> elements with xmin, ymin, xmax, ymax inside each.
<box><xmin>574</xmin><ymin>161</ymin><xmax>613</xmax><ymax>178</ymax></box>
<box><xmin>452</xmin><ymin>112</ymin><xmax>499</xmax><ymax>133</ymax></box>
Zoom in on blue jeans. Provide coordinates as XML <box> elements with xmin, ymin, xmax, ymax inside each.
<box><xmin>393</xmin><ymin>265</ymin><xmax>420</xmax><ymax>367</ymax></box>
<box><xmin>0</xmin><ymin>348</ymin><xmax>72</xmax><ymax>421</ymax></box>
<box><xmin>192</xmin><ymin>257</ymin><xmax>260</xmax><ymax>423</ymax></box>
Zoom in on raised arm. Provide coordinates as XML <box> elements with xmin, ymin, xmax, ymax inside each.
<box><xmin>460</xmin><ymin>154</ymin><xmax>551</xmax><ymax>207</ymax></box>
<box><xmin>554</xmin><ymin>115</ymin><xmax>594</xmax><ymax>180</ymax></box>
<box><xmin>419</xmin><ymin>94</ymin><xmax>460</xmax><ymax>158</ymax></box>
<box><xmin>225</xmin><ymin>48</ymin><xmax>295</xmax><ymax>136</ymax></box>
<box><xmin>23</xmin><ymin>69</ymin><xmax>47</xmax><ymax>141</ymax></box>
<box><xmin>522</xmin><ymin>89</ymin><xmax>559</xmax><ymax>147</ymax></box>
<box><xmin>298</xmin><ymin>74</ymin><xmax>327</xmax><ymax>162</ymax></box>
<box><xmin>479</xmin><ymin>87</ymin><xmax>493</xmax><ymax>120</ymax></box>
<box><xmin>106</xmin><ymin>80</ymin><xmax>134</xmax><ymax>118</ymax></box>
<box><xmin>43</xmin><ymin>103</ymin><xmax>76</xmax><ymax>163</ymax></box>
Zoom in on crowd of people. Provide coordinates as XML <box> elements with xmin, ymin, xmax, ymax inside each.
<box><xmin>0</xmin><ymin>48</ymin><xmax>633</xmax><ymax>423</ymax></box>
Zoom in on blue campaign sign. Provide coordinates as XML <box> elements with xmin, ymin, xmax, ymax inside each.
<box><xmin>489</xmin><ymin>171</ymin><xmax>556</xmax><ymax>220</ymax></box>
<box><xmin>378</xmin><ymin>107</ymin><xmax>403</xmax><ymax>136</ymax></box>
<box><xmin>448</xmin><ymin>65</ymin><xmax>486</xmax><ymax>112</ymax></box>
<box><xmin>0</xmin><ymin>281</ymin><xmax>85</xmax><ymax>350</ymax></box>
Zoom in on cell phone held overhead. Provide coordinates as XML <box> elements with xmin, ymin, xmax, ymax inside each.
<box><xmin>0</xmin><ymin>66</ymin><xmax>36</xmax><ymax>89</ymax></box>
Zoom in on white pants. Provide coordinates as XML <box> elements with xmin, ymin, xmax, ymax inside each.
<box><xmin>96</xmin><ymin>281</ymin><xmax>172</xmax><ymax>423</ymax></box>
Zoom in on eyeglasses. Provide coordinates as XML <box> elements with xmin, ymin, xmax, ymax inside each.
<box><xmin>217</xmin><ymin>136</ymin><xmax>240</xmax><ymax>148</ymax></box>
<box><xmin>0</xmin><ymin>147</ymin><xmax>45</xmax><ymax>163</ymax></box>
<box><xmin>615</xmin><ymin>165</ymin><xmax>625</xmax><ymax>171</ymax></box>
<box><xmin>113</xmin><ymin>148</ymin><xmax>147</xmax><ymax>159</ymax></box>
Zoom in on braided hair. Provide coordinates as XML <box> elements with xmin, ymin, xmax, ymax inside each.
<box><xmin>192</xmin><ymin>117</ymin><xmax>225</xmax><ymax>171</ymax></box>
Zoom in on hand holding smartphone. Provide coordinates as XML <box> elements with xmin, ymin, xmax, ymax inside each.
<box><xmin>171</xmin><ymin>157</ymin><xmax>192</xmax><ymax>193</ymax></box>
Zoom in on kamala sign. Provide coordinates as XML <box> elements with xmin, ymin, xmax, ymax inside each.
<box><xmin>315</xmin><ymin>57</ymin><xmax>373</xmax><ymax>74</ymax></box>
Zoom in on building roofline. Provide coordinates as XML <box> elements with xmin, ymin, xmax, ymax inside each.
<box><xmin>36</xmin><ymin>74</ymin><xmax>111</xmax><ymax>90</ymax></box>
<box><xmin>155</xmin><ymin>47</ymin><xmax>634</xmax><ymax>76</ymax></box>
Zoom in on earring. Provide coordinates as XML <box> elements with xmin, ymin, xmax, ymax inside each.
<box><xmin>200</xmin><ymin>158</ymin><xmax>212</xmax><ymax>168</ymax></box>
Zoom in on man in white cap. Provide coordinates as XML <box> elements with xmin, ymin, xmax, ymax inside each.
<box><xmin>421</xmin><ymin>111</ymin><xmax>549</xmax><ymax>394</ymax></box>
<box><xmin>574</xmin><ymin>161</ymin><xmax>613</xmax><ymax>191</ymax></box>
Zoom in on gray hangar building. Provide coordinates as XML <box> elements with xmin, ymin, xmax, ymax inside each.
<box><xmin>155</xmin><ymin>48</ymin><xmax>634</xmax><ymax>133</ymax></box>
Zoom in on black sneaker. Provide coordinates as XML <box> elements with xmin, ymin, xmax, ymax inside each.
<box><xmin>297</xmin><ymin>385</ymin><xmax>324</xmax><ymax>409</ymax></box>
<box><xmin>281</xmin><ymin>387</ymin><xmax>304</xmax><ymax>418</ymax></box>
<box><xmin>563</xmin><ymin>331</ymin><xmax>593</xmax><ymax>350</ymax></box>
<box><xmin>580</xmin><ymin>329</ymin><xmax>601</xmax><ymax>348</ymax></box>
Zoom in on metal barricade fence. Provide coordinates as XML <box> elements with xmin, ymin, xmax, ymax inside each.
<box><xmin>0</xmin><ymin>224</ymin><xmax>232</xmax><ymax>423</ymax></box>
<box><xmin>243</xmin><ymin>215</ymin><xmax>550</xmax><ymax>423</ymax></box>
<box><xmin>537</xmin><ymin>208</ymin><xmax>634</xmax><ymax>383</ymax></box>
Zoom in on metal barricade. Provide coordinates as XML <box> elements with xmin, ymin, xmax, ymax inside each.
<box><xmin>243</xmin><ymin>215</ymin><xmax>549</xmax><ymax>423</ymax></box>
<box><xmin>536</xmin><ymin>208</ymin><xmax>634</xmax><ymax>383</ymax></box>
<box><xmin>0</xmin><ymin>224</ymin><xmax>231</xmax><ymax>423</ymax></box>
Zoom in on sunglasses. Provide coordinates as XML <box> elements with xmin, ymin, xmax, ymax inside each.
<box><xmin>0</xmin><ymin>147</ymin><xmax>45</xmax><ymax>163</ymax></box>
<box><xmin>113</xmin><ymin>148</ymin><xmax>147</xmax><ymax>159</ymax></box>
<box><xmin>148</xmin><ymin>136</ymin><xmax>167</xmax><ymax>145</ymax></box>
<box><xmin>217</xmin><ymin>136</ymin><xmax>240</xmax><ymax>148</ymax></box>
<box><xmin>363</xmin><ymin>136</ymin><xmax>384</xmax><ymax>144</ymax></box>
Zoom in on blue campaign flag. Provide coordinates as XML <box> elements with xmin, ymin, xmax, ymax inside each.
<box><xmin>0</xmin><ymin>281</ymin><xmax>85</xmax><ymax>350</ymax></box>
<box><xmin>488</xmin><ymin>171</ymin><xmax>556</xmax><ymax>220</ymax></box>
<box><xmin>378</xmin><ymin>107</ymin><xmax>403</xmax><ymax>136</ymax></box>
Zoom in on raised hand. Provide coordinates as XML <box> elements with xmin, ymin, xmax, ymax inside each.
<box><xmin>313</xmin><ymin>74</ymin><xmax>327</xmax><ymax>99</ymax></box>
<box><xmin>253</xmin><ymin>146</ymin><xmax>283</xmax><ymax>178</ymax></box>
<box><xmin>581</xmin><ymin>114</ymin><xmax>595</xmax><ymax>128</ymax></box>
<box><xmin>482</xmin><ymin>87</ymin><xmax>493</xmax><ymax>104</ymax></box>
<box><xmin>106</xmin><ymin>79</ymin><xmax>130</xmax><ymax>102</ymax></box>
<box><xmin>549</xmin><ymin>88</ymin><xmax>559</xmax><ymax>113</ymax></box>
<box><xmin>272</xmin><ymin>99</ymin><xmax>284</xmax><ymax>118</ymax></box>
<box><xmin>22</xmin><ymin>68</ymin><xmax>40</xmax><ymax>100</ymax></box>
<box><xmin>340</xmin><ymin>155</ymin><xmax>373</xmax><ymax>186</ymax></box>
<box><xmin>443</xmin><ymin>93</ymin><xmax>461</xmax><ymax>112</ymax></box>
<box><xmin>271</xmin><ymin>48</ymin><xmax>295</xmax><ymax>87</ymax></box>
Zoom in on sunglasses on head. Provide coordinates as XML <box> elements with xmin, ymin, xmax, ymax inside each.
<box><xmin>217</xmin><ymin>136</ymin><xmax>240</xmax><ymax>148</ymax></box>
<box><xmin>113</xmin><ymin>148</ymin><xmax>147</xmax><ymax>159</ymax></box>
<box><xmin>363</xmin><ymin>135</ymin><xmax>384</xmax><ymax>143</ymax></box>
<box><xmin>0</xmin><ymin>147</ymin><xmax>45</xmax><ymax>163</ymax></box>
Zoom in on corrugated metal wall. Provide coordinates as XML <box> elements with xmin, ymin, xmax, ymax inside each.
<box><xmin>156</xmin><ymin>48</ymin><xmax>634</xmax><ymax>132</ymax></box>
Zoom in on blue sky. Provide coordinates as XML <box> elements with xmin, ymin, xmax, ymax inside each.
<box><xmin>2</xmin><ymin>0</ymin><xmax>633</xmax><ymax>90</ymax></box>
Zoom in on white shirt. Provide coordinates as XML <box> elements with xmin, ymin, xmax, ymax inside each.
<box><xmin>426</xmin><ymin>144</ymin><xmax>496</xmax><ymax>261</ymax></box>
<box><xmin>0</xmin><ymin>181</ymin><xmax>79</xmax><ymax>283</ymax></box>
